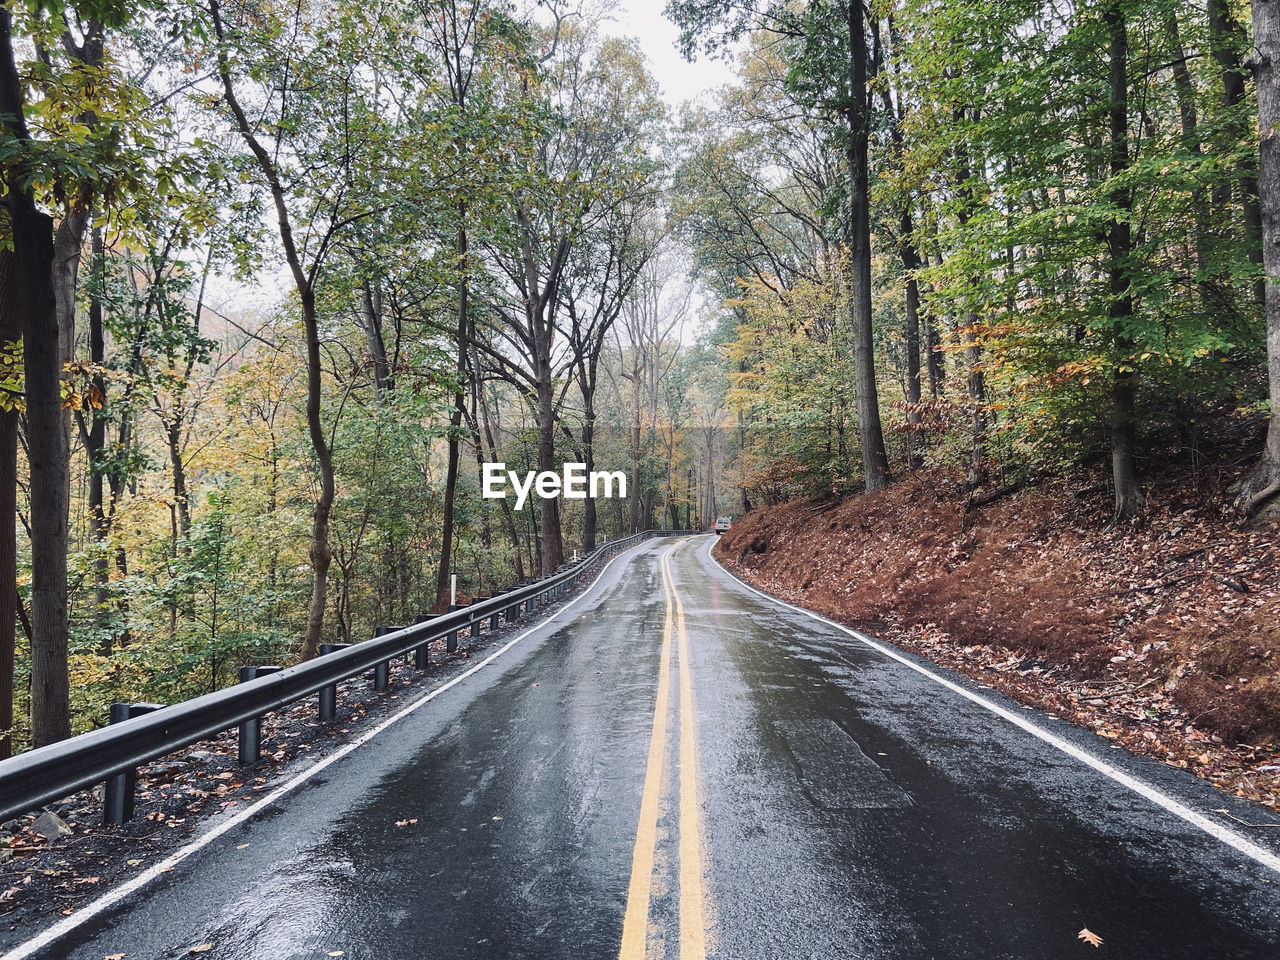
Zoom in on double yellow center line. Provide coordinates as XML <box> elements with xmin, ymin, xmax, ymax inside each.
<box><xmin>618</xmin><ymin>542</ymin><xmax>708</xmax><ymax>960</ymax></box>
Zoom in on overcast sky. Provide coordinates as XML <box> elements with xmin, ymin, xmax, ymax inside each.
<box><xmin>601</xmin><ymin>0</ymin><xmax>737</xmax><ymax>109</ymax></box>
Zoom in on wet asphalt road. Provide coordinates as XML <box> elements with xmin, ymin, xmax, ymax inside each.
<box><xmin>19</xmin><ymin>535</ymin><xmax>1280</xmax><ymax>960</ymax></box>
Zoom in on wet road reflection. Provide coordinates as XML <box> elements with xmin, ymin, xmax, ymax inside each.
<box><xmin>679</xmin><ymin>538</ymin><xmax>1280</xmax><ymax>959</ymax></box>
<box><xmin>38</xmin><ymin>536</ymin><xmax>1280</xmax><ymax>960</ymax></box>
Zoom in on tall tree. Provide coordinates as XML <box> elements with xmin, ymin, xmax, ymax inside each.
<box><xmin>1105</xmin><ymin>0</ymin><xmax>1142</xmax><ymax>520</ymax></box>
<box><xmin>207</xmin><ymin>0</ymin><xmax>397</xmax><ymax>658</ymax></box>
<box><xmin>841</xmin><ymin>0</ymin><xmax>890</xmax><ymax>490</ymax></box>
<box><xmin>1241</xmin><ymin>0</ymin><xmax>1280</xmax><ymax>515</ymax></box>
<box><xmin>671</xmin><ymin>0</ymin><xmax>891</xmax><ymax>490</ymax></box>
<box><xmin>2</xmin><ymin>6</ymin><xmax>69</xmax><ymax>746</ymax></box>
<box><xmin>1209</xmin><ymin>0</ymin><xmax>1264</xmax><ymax>303</ymax></box>
<box><xmin>0</xmin><ymin>250</ymin><xmax>21</xmax><ymax>757</ymax></box>
<box><xmin>421</xmin><ymin>0</ymin><xmax>483</xmax><ymax>609</ymax></box>
<box><xmin>563</xmin><ymin>210</ymin><xmax>662</xmax><ymax>552</ymax></box>
<box><xmin>474</xmin><ymin>23</ymin><xmax>658</xmax><ymax>573</ymax></box>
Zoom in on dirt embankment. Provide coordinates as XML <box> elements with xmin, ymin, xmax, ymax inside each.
<box><xmin>714</xmin><ymin>467</ymin><xmax>1280</xmax><ymax>812</ymax></box>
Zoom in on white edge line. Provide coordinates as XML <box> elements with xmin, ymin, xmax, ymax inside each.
<box><xmin>701</xmin><ymin>536</ymin><xmax>1280</xmax><ymax>876</ymax></box>
<box><xmin>2</xmin><ymin>540</ymin><xmax>655</xmax><ymax>960</ymax></box>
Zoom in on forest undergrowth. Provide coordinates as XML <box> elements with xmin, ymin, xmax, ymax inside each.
<box><xmin>715</xmin><ymin>420</ymin><xmax>1280</xmax><ymax>813</ymax></box>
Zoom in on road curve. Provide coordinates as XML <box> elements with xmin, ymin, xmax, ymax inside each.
<box><xmin>10</xmin><ymin>534</ymin><xmax>1280</xmax><ymax>960</ymax></box>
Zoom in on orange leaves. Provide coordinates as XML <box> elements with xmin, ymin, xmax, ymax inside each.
<box><xmin>715</xmin><ymin>463</ymin><xmax>1280</xmax><ymax>813</ymax></box>
<box><xmin>1077</xmin><ymin>927</ymin><xmax>1103</xmax><ymax>947</ymax></box>
<box><xmin>59</xmin><ymin>360</ymin><xmax>110</xmax><ymax>412</ymax></box>
<box><xmin>1054</xmin><ymin>356</ymin><xmax>1106</xmax><ymax>388</ymax></box>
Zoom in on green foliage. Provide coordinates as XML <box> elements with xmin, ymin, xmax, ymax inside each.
<box><xmin>900</xmin><ymin>0</ymin><xmax>1264</xmax><ymax>463</ymax></box>
<box><xmin>7</xmin><ymin>0</ymin><xmax>1274</xmax><ymax>750</ymax></box>
<box><xmin>0</xmin><ymin>340</ymin><xmax>22</xmax><ymax>412</ymax></box>
<box><xmin>725</xmin><ymin>268</ymin><xmax>862</xmax><ymax>497</ymax></box>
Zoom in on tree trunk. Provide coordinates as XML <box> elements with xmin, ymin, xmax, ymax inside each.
<box><xmin>360</xmin><ymin>279</ymin><xmax>390</xmax><ymax>397</ymax></box>
<box><xmin>52</xmin><ymin>212</ymin><xmax>87</xmax><ymax>368</ymax></box>
<box><xmin>167</xmin><ymin>419</ymin><xmax>191</xmax><ymax>554</ymax></box>
<box><xmin>628</xmin><ymin>417</ymin><xmax>641</xmax><ymax>533</ymax></box>
<box><xmin>581</xmin><ymin>409</ymin><xmax>597</xmax><ymax>553</ymax></box>
<box><xmin>437</xmin><ymin>218</ymin><xmax>467</xmax><ymax>609</ymax></box>
<box><xmin>20</xmin><ymin>204</ymin><xmax>70</xmax><ymax>747</ymax></box>
<box><xmin>85</xmin><ymin>225</ymin><xmax>112</xmax><ymax>648</ymax></box>
<box><xmin>845</xmin><ymin>0</ymin><xmax>890</xmax><ymax>492</ymax></box>
<box><xmin>0</xmin><ymin>250</ymin><xmax>20</xmax><ymax>758</ymax></box>
<box><xmin>211</xmin><ymin>0</ymin><xmax>334</xmax><ymax>659</ymax></box>
<box><xmin>536</xmin><ymin>367</ymin><xmax>562</xmax><ymax>573</ymax></box>
<box><xmin>0</xmin><ymin>405</ymin><xmax>14</xmax><ymax>758</ymax></box>
<box><xmin>301</xmin><ymin>287</ymin><xmax>335</xmax><ymax>661</ymax></box>
<box><xmin>954</xmin><ymin>116</ymin><xmax>987</xmax><ymax>490</ymax></box>
<box><xmin>963</xmin><ymin>308</ymin><xmax>986</xmax><ymax>489</ymax></box>
<box><xmin>1210</xmin><ymin>0</ymin><xmax>1265</xmax><ymax>304</ymax></box>
<box><xmin>1166</xmin><ymin>12</ymin><xmax>1210</xmax><ymax>286</ymax></box>
<box><xmin>902</xmin><ymin>208</ymin><xmax>924</xmax><ymax>470</ymax></box>
<box><xmin>1106</xmin><ymin>0</ymin><xmax>1143</xmax><ymax>521</ymax></box>
<box><xmin>881</xmin><ymin>17</ymin><xmax>923</xmax><ymax>468</ymax></box>
<box><xmin>474</xmin><ymin>372</ymin><xmax>524</xmax><ymax>580</ymax></box>
<box><xmin>1239</xmin><ymin>0</ymin><xmax>1280</xmax><ymax>514</ymax></box>
<box><xmin>3</xmin><ymin>11</ymin><xmax>70</xmax><ymax>746</ymax></box>
<box><xmin>923</xmin><ymin>307</ymin><xmax>942</xmax><ymax>399</ymax></box>
<box><xmin>926</xmin><ymin>253</ymin><xmax>947</xmax><ymax>397</ymax></box>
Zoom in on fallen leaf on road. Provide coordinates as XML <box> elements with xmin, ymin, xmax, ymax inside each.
<box><xmin>327</xmin><ymin>952</ymin><xmax>345</xmax><ymax>957</ymax></box>
<box><xmin>104</xmin><ymin>953</ymin><xmax>128</xmax><ymax>959</ymax></box>
<box><xmin>1078</xmin><ymin>927</ymin><xmax>1103</xmax><ymax>947</ymax></box>
<box><xmin>189</xmin><ymin>945</ymin><xmax>213</xmax><ymax>954</ymax></box>
<box><xmin>394</xmin><ymin>818</ymin><xmax>418</xmax><ymax>827</ymax></box>
<box><xmin>236</xmin><ymin>843</ymin><xmax>250</xmax><ymax>850</ymax></box>
<box><xmin>74</xmin><ymin>877</ymin><xmax>101</xmax><ymax>885</ymax></box>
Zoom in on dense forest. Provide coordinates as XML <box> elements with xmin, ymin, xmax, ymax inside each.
<box><xmin>2</xmin><ymin>0</ymin><xmax>1278</xmax><ymax>758</ymax></box>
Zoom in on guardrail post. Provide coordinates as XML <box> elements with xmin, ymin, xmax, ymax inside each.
<box><xmin>469</xmin><ymin>596</ymin><xmax>490</xmax><ymax>638</ymax></box>
<box><xmin>237</xmin><ymin>665</ymin><xmax>283</xmax><ymax>765</ymax></box>
<box><xmin>318</xmin><ymin>643</ymin><xmax>351</xmax><ymax>721</ymax></box>
<box><xmin>375</xmin><ymin>625</ymin><xmax>409</xmax><ymax>667</ymax></box>
<box><xmin>446</xmin><ymin>604</ymin><xmax>463</xmax><ymax>652</ymax></box>
<box><xmin>412</xmin><ymin>615</ymin><xmax>435</xmax><ymax>668</ymax></box>
<box><xmin>103</xmin><ymin>702</ymin><xmax>165</xmax><ymax>825</ymax></box>
<box><xmin>369</xmin><ymin>627</ymin><xmax>396</xmax><ymax>691</ymax></box>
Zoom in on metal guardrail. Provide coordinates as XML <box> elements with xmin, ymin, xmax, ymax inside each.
<box><xmin>0</xmin><ymin>530</ymin><xmax>676</xmax><ymax>823</ymax></box>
